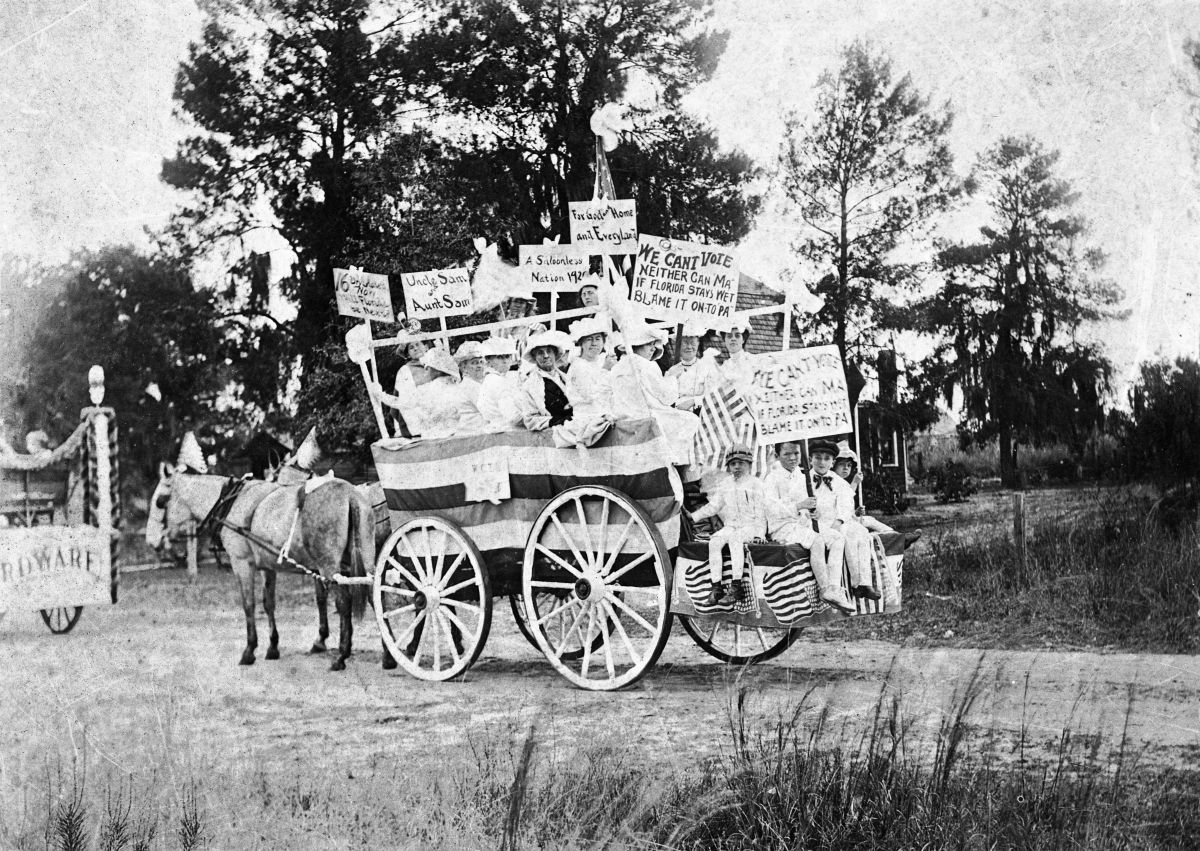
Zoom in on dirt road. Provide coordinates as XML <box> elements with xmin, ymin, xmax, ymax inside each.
<box><xmin>2</xmin><ymin>569</ymin><xmax>1197</xmax><ymax>807</ymax></box>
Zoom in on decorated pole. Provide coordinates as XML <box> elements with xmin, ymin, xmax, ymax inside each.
<box><xmin>87</xmin><ymin>365</ymin><xmax>120</xmax><ymax>602</ymax></box>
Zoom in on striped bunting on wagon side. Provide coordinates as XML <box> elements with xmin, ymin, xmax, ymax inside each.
<box><xmin>372</xmin><ymin>418</ymin><xmax>683</xmax><ymax>560</ymax></box>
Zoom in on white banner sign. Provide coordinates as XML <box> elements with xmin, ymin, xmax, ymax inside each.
<box><xmin>334</xmin><ymin>267</ymin><xmax>394</xmax><ymax>323</ymax></box>
<box><xmin>630</xmin><ymin>235</ymin><xmax>739</xmax><ymax>324</ymax></box>
<box><xmin>401</xmin><ymin>268</ymin><xmax>473</xmax><ymax>319</ymax></box>
<box><xmin>567</xmin><ymin>199</ymin><xmax>637</xmax><ymax>255</ymax></box>
<box><xmin>751</xmin><ymin>345</ymin><xmax>853</xmax><ymax>443</ymax></box>
<box><xmin>0</xmin><ymin>525</ymin><xmax>111</xmax><ymax>611</ymax></box>
<box><xmin>519</xmin><ymin>244</ymin><xmax>589</xmax><ymax>292</ymax></box>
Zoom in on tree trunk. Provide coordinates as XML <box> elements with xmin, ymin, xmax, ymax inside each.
<box><xmin>999</xmin><ymin>427</ymin><xmax>1020</xmax><ymax>489</ymax></box>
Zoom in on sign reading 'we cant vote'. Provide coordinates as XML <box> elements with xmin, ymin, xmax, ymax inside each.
<box><xmin>751</xmin><ymin>345</ymin><xmax>853</xmax><ymax>443</ymax></box>
<box><xmin>630</xmin><ymin>235</ymin><xmax>738</xmax><ymax>325</ymax></box>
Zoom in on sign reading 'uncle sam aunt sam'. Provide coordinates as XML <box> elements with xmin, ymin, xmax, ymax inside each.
<box><xmin>400</xmin><ymin>268</ymin><xmax>474</xmax><ymax>319</ymax></box>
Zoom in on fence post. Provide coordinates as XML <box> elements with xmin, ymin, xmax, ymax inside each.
<box><xmin>1012</xmin><ymin>492</ymin><xmax>1027</xmax><ymax>579</ymax></box>
<box><xmin>186</xmin><ymin>522</ymin><xmax>199</xmax><ymax>580</ymax></box>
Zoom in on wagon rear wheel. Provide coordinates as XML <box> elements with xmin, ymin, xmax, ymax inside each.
<box><xmin>373</xmin><ymin>516</ymin><xmax>492</xmax><ymax>681</ymax></box>
<box><xmin>40</xmin><ymin>606</ymin><xmax>83</xmax><ymax>634</ymax></box>
<box><xmin>679</xmin><ymin>615</ymin><xmax>800</xmax><ymax>665</ymax></box>
<box><xmin>522</xmin><ymin>486</ymin><xmax>672</xmax><ymax>691</ymax></box>
<box><xmin>509</xmin><ymin>590</ymin><xmax>606</xmax><ymax>662</ymax></box>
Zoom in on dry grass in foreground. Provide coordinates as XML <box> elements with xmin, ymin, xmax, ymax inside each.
<box><xmin>7</xmin><ymin>664</ymin><xmax>1199</xmax><ymax>850</ymax></box>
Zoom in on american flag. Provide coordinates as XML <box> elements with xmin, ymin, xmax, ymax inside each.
<box><xmin>693</xmin><ymin>384</ymin><xmax>755</xmax><ymax>468</ymax></box>
<box><xmin>593</xmin><ymin>137</ymin><xmax>618</xmax><ymax>200</ymax></box>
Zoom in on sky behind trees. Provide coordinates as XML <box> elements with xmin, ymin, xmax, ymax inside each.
<box><xmin>2</xmin><ymin>0</ymin><xmax>1198</xmax><ymax>381</ymax></box>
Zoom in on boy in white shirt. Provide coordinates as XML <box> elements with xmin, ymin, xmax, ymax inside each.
<box><xmin>765</xmin><ymin>441</ymin><xmax>855</xmax><ymax>612</ymax></box>
<box><xmin>806</xmin><ymin>439</ymin><xmax>859</xmax><ymax>611</ymax></box>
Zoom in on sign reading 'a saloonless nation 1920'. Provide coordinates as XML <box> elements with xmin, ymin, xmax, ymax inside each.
<box><xmin>0</xmin><ymin>525</ymin><xmax>111</xmax><ymax>611</ymax></box>
<box><xmin>751</xmin><ymin>345</ymin><xmax>853</xmax><ymax>443</ymax></box>
<box><xmin>630</xmin><ymin>235</ymin><xmax>739</xmax><ymax>325</ymax></box>
<box><xmin>519</xmin><ymin>243</ymin><xmax>589</xmax><ymax>291</ymax></box>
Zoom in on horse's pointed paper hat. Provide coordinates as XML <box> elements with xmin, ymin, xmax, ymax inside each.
<box><xmin>176</xmin><ymin>432</ymin><xmax>208</xmax><ymax>473</ymax></box>
<box><xmin>291</xmin><ymin>428</ymin><xmax>323</xmax><ymax>471</ymax></box>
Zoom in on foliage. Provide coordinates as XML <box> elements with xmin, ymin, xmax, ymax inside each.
<box><xmin>1121</xmin><ymin>357</ymin><xmax>1200</xmax><ymax>491</ymax></box>
<box><xmin>405</xmin><ymin>0</ymin><xmax>759</xmax><ymax>249</ymax></box>
<box><xmin>163</xmin><ymin>0</ymin><xmax>412</xmax><ymax>378</ymax></box>
<box><xmin>861</xmin><ymin>469</ymin><xmax>908</xmax><ymax>513</ymax></box>
<box><xmin>780</xmin><ymin>42</ymin><xmax>960</xmax><ymax>365</ymax></box>
<box><xmin>907</xmin><ymin>136</ymin><xmax>1123</xmax><ymax>486</ymax></box>
<box><xmin>929</xmin><ymin>460</ymin><xmax>978</xmax><ymax>503</ymax></box>
<box><xmin>3</xmin><ymin>247</ymin><xmax>232</xmax><ymax>494</ymax></box>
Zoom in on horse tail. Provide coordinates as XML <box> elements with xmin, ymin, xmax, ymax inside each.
<box><xmin>346</xmin><ymin>489</ymin><xmax>374</xmax><ymax>622</ymax></box>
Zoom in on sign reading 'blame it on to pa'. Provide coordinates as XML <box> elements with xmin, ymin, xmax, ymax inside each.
<box><xmin>401</xmin><ymin>268</ymin><xmax>473</xmax><ymax>319</ymax></box>
<box><xmin>630</xmin><ymin>235</ymin><xmax>739</xmax><ymax>324</ymax></box>
<box><xmin>751</xmin><ymin>345</ymin><xmax>853</xmax><ymax>443</ymax></box>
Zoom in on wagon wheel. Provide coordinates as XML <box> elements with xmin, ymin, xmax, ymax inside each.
<box><xmin>509</xmin><ymin>590</ymin><xmax>607</xmax><ymax>662</ymax></box>
<box><xmin>40</xmin><ymin>606</ymin><xmax>83</xmax><ymax>635</ymax></box>
<box><xmin>679</xmin><ymin>615</ymin><xmax>801</xmax><ymax>665</ymax></box>
<box><xmin>522</xmin><ymin>486</ymin><xmax>672</xmax><ymax>691</ymax></box>
<box><xmin>373</xmin><ymin>516</ymin><xmax>492</xmax><ymax>682</ymax></box>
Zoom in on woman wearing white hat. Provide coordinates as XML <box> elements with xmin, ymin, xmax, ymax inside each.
<box><xmin>519</xmin><ymin>329</ymin><xmax>574</xmax><ymax>431</ymax></box>
<box><xmin>453</xmin><ymin>340</ymin><xmax>490</xmax><ymax>434</ymax></box>
<box><xmin>477</xmin><ymin>336</ymin><xmax>524</xmax><ymax>431</ymax></box>
<box><xmin>665</xmin><ymin>320</ymin><xmax>721</xmax><ymax>411</ymax></box>
<box><xmin>370</xmin><ymin>347</ymin><xmax>463</xmax><ymax>438</ymax></box>
<box><xmin>390</xmin><ymin>328</ymin><xmax>435</xmax><ymax>437</ymax></box>
<box><xmin>609</xmin><ymin>320</ymin><xmax>699</xmax><ymax>464</ymax></box>
<box><xmin>565</xmin><ymin>316</ymin><xmax>613</xmax><ymax>421</ymax></box>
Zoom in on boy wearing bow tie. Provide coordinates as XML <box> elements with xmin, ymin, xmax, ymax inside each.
<box><xmin>806</xmin><ymin>440</ymin><xmax>859</xmax><ymax>612</ymax></box>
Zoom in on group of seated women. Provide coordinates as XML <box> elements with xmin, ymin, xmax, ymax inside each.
<box><xmin>366</xmin><ymin>317</ymin><xmax>759</xmax><ymax>464</ymax></box>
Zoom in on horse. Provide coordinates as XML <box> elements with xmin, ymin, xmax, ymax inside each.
<box><xmin>145</xmin><ymin>463</ymin><xmax>395</xmax><ymax>671</ymax></box>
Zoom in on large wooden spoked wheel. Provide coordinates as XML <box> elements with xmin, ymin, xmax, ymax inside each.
<box><xmin>40</xmin><ymin>606</ymin><xmax>83</xmax><ymax>634</ymax></box>
<box><xmin>509</xmin><ymin>590</ymin><xmax>605</xmax><ymax>662</ymax></box>
<box><xmin>373</xmin><ymin>516</ymin><xmax>492</xmax><ymax>681</ymax></box>
<box><xmin>522</xmin><ymin>486</ymin><xmax>672</xmax><ymax>691</ymax></box>
<box><xmin>679</xmin><ymin>616</ymin><xmax>801</xmax><ymax>665</ymax></box>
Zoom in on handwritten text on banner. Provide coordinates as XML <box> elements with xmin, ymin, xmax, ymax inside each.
<box><xmin>751</xmin><ymin>345</ymin><xmax>852</xmax><ymax>443</ymax></box>
<box><xmin>519</xmin><ymin>244</ymin><xmax>589</xmax><ymax>292</ymax></box>
<box><xmin>334</xmin><ymin>267</ymin><xmax>394</xmax><ymax>323</ymax></box>
<box><xmin>630</xmin><ymin>235</ymin><xmax>739</xmax><ymax>324</ymax></box>
<box><xmin>567</xmin><ymin>200</ymin><xmax>637</xmax><ymax>255</ymax></box>
<box><xmin>401</xmin><ymin>268</ymin><xmax>473</xmax><ymax>319</ymax></box>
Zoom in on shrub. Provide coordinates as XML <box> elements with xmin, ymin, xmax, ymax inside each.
<box><xmin>930</xmin><ymin>460</ymin><xmax>978</xmax><ymax>503</ymax></box>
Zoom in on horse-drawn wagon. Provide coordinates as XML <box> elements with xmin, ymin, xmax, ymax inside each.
<box><xmin>0</xmin><ymin>367</ymin><xmax>120</xmax><ymax>633</ymax></box>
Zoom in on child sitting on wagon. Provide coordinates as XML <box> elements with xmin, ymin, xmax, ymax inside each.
<box><xmin>688</xmin><ymin>444</ymin><xmax>799</xmax><ymax>607</ymax></box>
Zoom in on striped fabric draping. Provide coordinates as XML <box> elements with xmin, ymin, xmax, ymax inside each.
<box><xmin>373</xmin><ymin>418</ymin><xmax>682</xmax><ymax>557</ymax></box>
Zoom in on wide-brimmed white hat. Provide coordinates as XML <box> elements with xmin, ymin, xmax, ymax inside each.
<box><xmin>420</xmin><ymin>347</ymin><xmax>460</xmax><ymax>379</ymax></box>
<box><xmin>836</xmin><ymin>440</ymin><xmax>859</xmax><ymax>463</ymax></box>
<box><xmin>453</xmin><ymin>340</ymin><xmax>486</xmax><ymax>362</ymax></box>
<box><xmin>523</xmin><ymin>329</ymin><xmax>574</xmax><ymax>361</ymax></box>
<box><xmin>621</xmin><ymin>321</ymin><xmax>670</xmax><ymax>348</ymax></box>
<box><xmin>481</xmin><ymin>336</ymin><xmax>517</xmax><ymax>357</ymax></box>
<box><xmin>569</xmin><ymin>316</ymin><xmax>608</xmax><ymax>343</ymax></box>
<box><xmin>680</xmin><ymin>319</ymin><xmax>710</xmax><ymax>338</ymax></box>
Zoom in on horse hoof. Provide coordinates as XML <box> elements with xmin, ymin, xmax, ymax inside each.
<box><xmin>382</xmin><ymin>655</ymin><xmax>398</xmax><ymax>671</ymax></box>
<box><xmin>309</xmin><ymin>642</ymin><xmax>327</xmax><ymax>654</ymax></box>
<box><xmin>265</xmin><ymin>647</ymin><xmax>280</xmax><ymax>661</ymax></box>
<box><xmin>330</xmin><ymin>659</ymin><xmax>346</xmax><ymax>672</ymax></box>
<box><xmin>239</xmin><ymin>653</ymin><xmax>255</xmax><ymax>666</ymax></box>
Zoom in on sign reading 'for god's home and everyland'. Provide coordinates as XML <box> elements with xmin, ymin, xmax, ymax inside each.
<box><xmin>0</xmin><ymin>525</ymin><xmax>111</xmax><ymax>611</ymax></box>
<box><xmin>334</xmin><ymin>267</ymin><xmax>394</xmax><ymax>323</ymax></box>
<box><xmin>630</xmin><ymin>235</ymin><xmax>739</xmax><ymax>324</ymax></box>
<box><xmin>401</xmin><ymin>268</ymin><xmax>473</xmax><ymax>319</ymax></box>
<box><xmin>751</xmin><ymin>345</ymin><xmax>853</xmax><ymax>443</ymax></box>
<box><xmin>567</xmin><ymin>199</ymin><xmax>638</xmax><ymax>255</ymax></box>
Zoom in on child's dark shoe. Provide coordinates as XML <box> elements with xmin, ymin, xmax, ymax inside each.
<box><xmin>702</xmin><ymin>583</ymin><xmax>725</xmax><ymax>607</ymax></box>
<box><xmin>853</xmin><ymin>585</ymin><xmax>881</xmax><ymax>601</ymax></box>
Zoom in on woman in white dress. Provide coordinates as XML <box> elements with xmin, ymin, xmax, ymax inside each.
<box><xmin>719</xmin><ymin>321</ymin><xmax>757</xmax><ymax>403</ymax></box>
<box><xmin>565</xmin><ymin>316</ymin><xmax>613</xmax><ymax>420</ymax></box>
<box><xmin>370</xmin><ymin>347</ymin><xmax>462</xmax><ymax>438</ymax></box>
<box><xmin>519</xmin><ymin>330</ymin><xmax>574</xmax><ymax>431</ymax></box>
<box><xmin>453</xmin><ymin>340</ymin><xmax>490</xmax><ymax>434</ymax></box>
<box><xmin>609</xmin><ymin>321</ymin><xmax>699</xmax><ymax>465</ymax></box>
<box><xmin>665</xmin><ymin>320</ymin><xmax>722</xmax><ymax>411</ymax></box>
<box><xmin>477</xmin><ymin>336</ymin><xmax>523</xmax><ymax>431</ymax></box>
<box><xmin>391</xmin><ymin>336</ymin><xmax>434</xmax><ymax>436</ymax></box>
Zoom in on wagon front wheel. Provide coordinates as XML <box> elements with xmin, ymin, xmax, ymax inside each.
<box><xmin>522</xmin><ymin>486</ymin><xmax>672</xmax><ymax>691</ymax></box>
<box><xmin>40</xmin><ymin>606</ymin><xmax>83</xmax><ymax>634</ymax></box>
<box><xmin>373</xmin><ymin>517</ymin><xmax>492</xmax><ymax>681</ymax></box>
<box><xmin>679</xmin><ymin>615</ymin><xmax>800</xmax><ymax>665</ymax></box>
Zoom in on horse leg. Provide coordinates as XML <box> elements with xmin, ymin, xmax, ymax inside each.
<box><xmin>310</xmin><ymin>577</ymin><xmax>330</xmax><ymax>654</ymax></box>
<box><xmin>233</xmin><ymin>560</ymin><xmax>257</xmax><ymax>666</ymax></box>
<box><xmin>331</xmin><ymin>586</ymin><xmax>353</xmax><ymax>672</ymax></box>
<box><xmin>263</xmin><ymin>570</ymin><xmax>280</xmax><ymax>660</ymax></box>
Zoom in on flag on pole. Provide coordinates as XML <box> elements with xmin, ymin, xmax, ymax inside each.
<box><xmin>693</xmin><ymin>384</ymin><xmax>754</xmax><ymax>468</ymax></box>
<box><xmin>593</xmin><ymin>137</ymin><xmax>618</xmax><ymax>201</ymax></box>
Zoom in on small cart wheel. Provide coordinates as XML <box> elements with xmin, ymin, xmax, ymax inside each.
<box><xmin>522</xmin><ymin>486</ymin><xmax>672</xmax><ymax>691</ymax></box>
<box><xmin>40</xmin><ymin>606</ymin><xmax>83</xmax><ymax>634</ymax></box>
<box><xmin>679</xmin><ymin>615</ymin><xmax>801</xmax><ymax>665</ymax></box>
<box><xmin>373</xmin><ymin>516</ymin><xmax>492</xmax><ymax>681</ymax></box>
